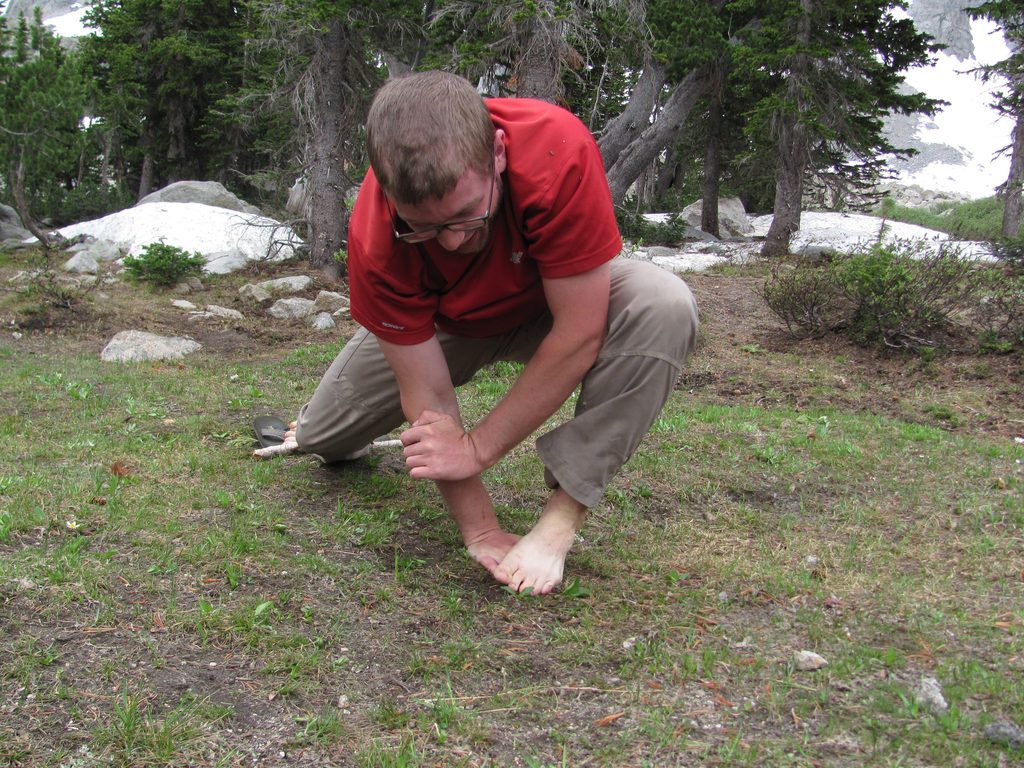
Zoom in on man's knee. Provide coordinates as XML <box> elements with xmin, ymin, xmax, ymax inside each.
<box><xmin>609</xmin><ymin>261</ymin><xmax>699</xmax><ymax>365</ymax></box>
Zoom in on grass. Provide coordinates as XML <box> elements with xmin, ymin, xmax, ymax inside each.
<box><xmin>1</xmin><ymin>260</ymin><xmax>1022</xmax><ymax>766</ymax></box>
<box><xmin>876</xmin><ymin>195</ymin><xmax>1005</xmax><ymax>240</ymax></box>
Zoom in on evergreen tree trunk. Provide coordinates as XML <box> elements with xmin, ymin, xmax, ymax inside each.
<box><xmin>1002</xmin><ymin>111</ymin><xmax>1024</xmax><ymax>237</ymax></box>
<box><xmin>306</xmin><ymin>18</ymin><xmax>350</xmax><ymax>281</ymax></box>
<box><xmin>512</xmin><ymin>0</ymin><xmax>565</xmax><ymax>104</ymax></box>
<box><xmin>605</xmin><ymin>65</ymin><xmax>713</xmax><ymax>204</ymax></box>
<box><xmin>760</xmin><ymin>0</ymin><xmax>813</xmax><ymax>259</ymax></box>
<box><xmin>701</xmin><ymin>67</ymin><xmax>725</xmax><ymax>237</ymax></box>
<box><xmin>760</xmin><ymin>112</ymin><xmax>809</xmax><ymax>258</ymax></box>
<box><xmin>597</xmin><ymin>56</ymin><xmax>667</xmax><ymax>171</ymax></box>
<box><xmin>10</xmin><ymin>149</ymin><xmax>51</xmax><ymax>247</ymax></box>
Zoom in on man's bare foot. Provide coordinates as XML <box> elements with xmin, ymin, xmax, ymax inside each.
<box><xmin>465</xmin><ymin>528</ymin><xmax>521</xmax><ymax>576</ymax></box>
<box><xmin>493</xmin><ymin>490</ymin><xmax>586</xmax><ymax>595</ymax></box>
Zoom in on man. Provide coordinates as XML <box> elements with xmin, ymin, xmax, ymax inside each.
<box><xmin>281</xmin><ymin>70</ymin><xmax>698</xmax><ymax>595</ymax></box>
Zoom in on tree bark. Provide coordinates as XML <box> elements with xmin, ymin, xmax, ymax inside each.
<box><xmin>605</xmin><ymin>66</ymin><xmax>713</xmax><ymax>205</ymax></box>
<box><xmin>1002</xmin><ymin>110</ymin><xmax>1024</xmax><ymax>237</ymax></box>
<box><xmin>701</xmin><ymin>67</ymin><xmax>725</xmax><ymax>237</ymax></box>
<box><xmin>306</xmin><ymin>18</ymin><xmax>350</xmax><ymax>281</ymax></box>
<box><xmin>597</xmin><ymin>56</ymin><xmax>667</xmax><ymax>171</ymax></box>
<box><xmin>760</xmin><ymin>0</ymin><xmax>813</xmax><ymax>259</ymax></box>
<box><xmin>10</xmin><ymin>149</ymin><xmax>51</xmax><ymax>248</ymax></box>
<box><xmin>512</xmin><ymin>1</ymin><xmax>565</xmax><ymax>104</ymax></box>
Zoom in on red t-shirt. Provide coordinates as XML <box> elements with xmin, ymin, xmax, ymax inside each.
<box><xmin>348</xmin><ymin>98</ymin><xmax>622</xmax><ymax>345</ymax></box>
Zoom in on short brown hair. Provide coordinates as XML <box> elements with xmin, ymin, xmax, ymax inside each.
<box><xmin>366</xmin><ymin>71</ymin><xmax>494</xmax><ymax>204</ymax></box>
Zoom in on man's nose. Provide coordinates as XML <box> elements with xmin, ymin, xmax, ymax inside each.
<box><xmin>436</xmin><ymin>228</ymin><xmax>469</xmax><ymax>251</ymax></box>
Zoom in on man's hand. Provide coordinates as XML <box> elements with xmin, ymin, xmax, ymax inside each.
<box><xmin>400</xmin><ymin>410</ymin><xmax>486</xmax><ymax>481</ymax></box>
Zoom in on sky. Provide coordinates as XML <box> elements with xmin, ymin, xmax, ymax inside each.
<box><xmin>42</xmin><ymin>3</ymin><xmax>1016</xmax><ymax>201</ymax></box>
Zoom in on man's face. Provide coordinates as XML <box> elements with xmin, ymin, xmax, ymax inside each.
<box><xmin>390</xmin><ymin>163</ymin><xmax>500</xmax><ymax>255</ymax></box>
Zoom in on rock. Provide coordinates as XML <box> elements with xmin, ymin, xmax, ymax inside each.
<box><xmin>69</xmin><ymin>238</ymin><xmax>122</xmax><ymax>263</ymax></box>
<box><xmin>201</xmin><ymin>305</ymin><xmax>244</xmax><ymax>321</ymax></box>
<box><xmin>915</xmin><ymin>676</ymin><xmax>948</xmax><ymax>715</ymax></box>
<box><xmin>101</xmin><ymin>331</ymin><xmax>201</xmax><ymax>362</ymax></box>
<box><xmin>311</xmin><ymin>312</ymin><xmax>336</xmax><ymax>330</ymax></box>
<box><xmin>984</xmin><ymin>721</ymin><xmax>1024</xmax><ymax>748</ymax></box>
<box><xmin>136</xmin><ymin>180</ymin><xmax>262</xmax><ymax>215</ymax></box>
<box><xmin>797</xmin><ymin>244</ymin><xmax>840</xmax><ymax>263</ymax></box>
<box><xmin>268</xmin><ymin>298</ymin><xmax>315</xmax><ymax>320</ymax></box>
<box><xmin>312</xmin><ymin>290</ymin><xmax>349</xmax><ymax>314</ymax></box>
<box><xmin>173</xmin><ymin>276</ymin><xmax>204</xmax><ymax>294</ymax></box>
<box><xmin>259</xmin><ymin>276</ymin><xmax>314</xmax><ymax>295</ymax></box>
<box><xmin>63</xmin><ymin>253</ymin><xmax>98</xmax><ymax>275</ymax></box>
<box><xmin>0</xmin><ymin>202</ymin><xmax>31</xmax><ymax>243</ymax></box>
<box><xmin>645</xmin><ymin>246</ymin><xmax>677</xmax><ymax>261</ymax></box>
<box><xmin>793</xmin><ymin>650</ymin><xmax>829</xmax><ymax>671</ymax></box>
<box><xmin>204</xmin><ymin>248</ymin><xmax>249</xmax><ymax>275</ymax></box>
<box><xmin>681</xmin><ymin>197</ymin><xmax>753</xmax><ymax>238</ymax></box>
<box><xmin>239</xmin><ymin>283</ymin><xmax>273</xmax><ymax>304</ymax></box>
<box><xmin>172</xmin><ymin>299</ymin><xmax>197</xmax><ymax>311</ymax></box>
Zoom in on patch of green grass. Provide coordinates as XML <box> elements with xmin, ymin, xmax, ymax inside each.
<box><xmin>1</xmin><ymin>274</ymin><xmax>1022</xmax><ymax>767</ymax></box>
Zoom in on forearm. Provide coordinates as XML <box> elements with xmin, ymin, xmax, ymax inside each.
<box><xmin>435</xmin><ymin>476</ymin><xmax>500</xmax><ymax>544</ymax></box>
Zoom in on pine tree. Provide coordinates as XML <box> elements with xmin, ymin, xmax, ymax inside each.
<box><xmin>968</xmin><ymin>0</ymin><xmax>1024</xmax><ymax>237</ymax></box>
<box><xmin>0</xmin><ymin>10</ymin><xmax>88</xmax><ymax>244</ymax></box>
<box><xmin>79</xmin><ymin>0</ymin><xmax>248</xmax><ymax>199</ymax></box>
<box><xmin>729</xmin><ymin>0</ymin><xmax>940</xmax><ymax>257</ymax></box>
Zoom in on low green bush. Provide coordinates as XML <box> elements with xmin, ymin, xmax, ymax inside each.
<box><xmin>615</xmin><ymin>205</ymin><xmax>689</xmax><ymax>246</ymax></box>
<box><xmin>763</xmin><ymin>239</ymin><xmax>1022</xmax><ymax>353</ymax></box>
<box><xmin>122</xmin><ymin>242</ymin><xmax>206</xmax><ymax>288</ymax></box>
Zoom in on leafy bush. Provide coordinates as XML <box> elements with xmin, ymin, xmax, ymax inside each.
<box><xmin>971</xmin><ymin>270</ymin><xmax>1024</xmax><ymax>352</ymax></box>
<box><xmin>122</xmin><ymin>242</ymin><xmax>206</xmax><ymax>287</ymax></box>
<box><xmin>762</xmin><ymin>260</ymin><xmax>849</xmax><ymax>338</ymax></box>
<box><xmin>834</xmin><ymin>240</ymin><xmax>977</xmax><ymax>348</ymax></box>
<box><xmin>987</xmin><ymin>235</ymin><xmax>1024</xmax><ymax>273</ymax></box>
<box><xmin>763</xmin><ymin>239</ymin><xmax>1021</xmax><ymax>352</ymax></box>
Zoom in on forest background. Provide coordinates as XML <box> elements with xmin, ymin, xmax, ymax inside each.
<box><xmin>2</xmin><ymin>0</ymin><xmax>1024</xmax><ymax>277</ymax></box>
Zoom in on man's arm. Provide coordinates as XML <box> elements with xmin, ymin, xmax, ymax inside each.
<box><xmin>401</xmin><ymin>261</ymin><xmax>611</xmax><ymax>480</ymax></box>
<box><xmin>378</xmin><ymin>335</ymin><xmax>510</xmax><ymax>567</ymax></box>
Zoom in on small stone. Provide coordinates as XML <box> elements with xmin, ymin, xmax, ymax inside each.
<box><xmin>268</xmin><ymin>297</ymin><xmax>315</xmax><ymax>320</ymax></box>
<box><xmin>984</xmin><ymin>720</ymin><xmax>1024</xmax><ymax>748</ymax></box>
<box><xmin>622</xmin><ymin>636</ymin><xmax>637</xmax><ymax>651</ymax></box>
<box><xmin>239</xmin><ymin>283</ymin><xmax>273</xmax><ymax>304</ymax></box>
<box><xmin>915</xmin><ymin>676</ymin><xmax>948</xmax><ymax>715</ymax></box>
<box><xmin>203</xmin><ymin>304</ymin><xmax>244</xmax><ymax>320</ymax></box>
<box><xmin>806</xmin><ymin>555</ymin><xmax>819</xmax><ymax>567</ymax></box>
<box><xmin>793</xmin><ymin>650</ymin><xmax>828</xmax><ymax>671</ymax></box>
<box><xmin>63</xmin><ymin>252</ymin><xmax>99</xmax><ymax>275</ymax></box>
<box><xmin>312</xmin><ymin>290</ymin><xmax>348</xmax><ymax>313</ymax></box>
<box><xmin>311</xmin><ymin>311</ymin><xmax>335</xmax><ymax>330</ymax></box>
<box><xmin>172</xmin><ymin>299</ymin><xmax>197</xmax><ymax>311</ymax></box>
<box><xmin>717</xmin><ymin>591</ymin><xmax>729</xmax><ymax>603</ymax></box>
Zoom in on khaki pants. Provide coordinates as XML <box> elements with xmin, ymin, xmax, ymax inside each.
<box><xmin>295</xmin><ymin>259</ymin><xmax>699</xmax><ymax>507</ymax></box>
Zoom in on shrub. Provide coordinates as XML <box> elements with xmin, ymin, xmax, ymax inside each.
<box><xmin>830</xmin><ymin>240</ymin><xmax>978</xmax><ymax>348</ymax></box>
<box><xmin>761</xmin><ymin>261</ymin><xmax>848</xmax><ymax>338</ymax></box>
<box><xmin>122</xmin><ymin>242</ymin><xmax>206</xmax><ymax>288</ymax></box>
<box><xmin>971</xmin><ymin>270</ymin><xmax>1024</xmax><ymax>352</ymax></box>
<box><xmin>988</xmin><ymin>235</ymin><xmax>1024</xmax><ymax>273</ymax></box>
<box><xmin>763</xmin><ymin>239</ymin><xmax>1011</xmax><ymax>352</ymax></box>
<box><xmin>616</xmin><ymin>205</ymin><xmax>689</xmax><ymax>246</ymax></box>
<box><xmin>54</xmin><ymin>181</ymin><xmax>134</xmax><ymax>227</ymax></box>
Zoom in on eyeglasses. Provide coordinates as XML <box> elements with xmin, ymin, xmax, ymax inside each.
<box><xmin>386</xmin><ymin>163</ymin><xmax>496</xmax><ymax>244</ymax></box>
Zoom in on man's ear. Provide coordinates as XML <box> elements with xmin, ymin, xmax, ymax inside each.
<box><xmin>493</xmin><ymin>129</ymin><xmax>507</xmax><ymax>174</ymax></box>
